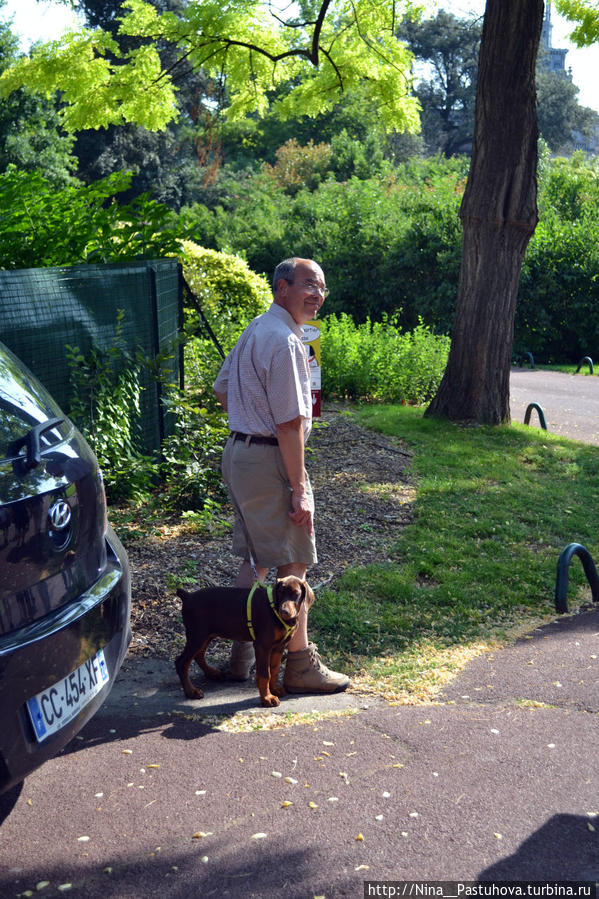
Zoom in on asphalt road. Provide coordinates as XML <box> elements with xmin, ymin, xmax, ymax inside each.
<box><xmin>1</xmin><ymin>370</ymin><xmax>598</xmax><ymax>898</ymax></box>
<box><xmin>510</xmin><ymin>368</ymin><xmax>599</xmax><ymax>444</ymax></box>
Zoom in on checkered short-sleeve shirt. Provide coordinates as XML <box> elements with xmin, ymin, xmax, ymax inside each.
<box><xmin>213</xmin><ymin>303</ymin><xmax>312</xmax><ymax>440</ymax></box>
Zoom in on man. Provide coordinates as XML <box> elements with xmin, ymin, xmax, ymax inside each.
<box><xmin>213</xmin><ymin>257</ymin><xmax>349</xmax><ymax>694</ymax></box>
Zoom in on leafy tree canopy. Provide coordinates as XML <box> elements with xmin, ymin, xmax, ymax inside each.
<box><xmin>536</xmin><ymin>68</ymin><xmax>597</xmax><ymax>151</ymax></box>
<box><xmin>397</xmin><ymin>9</ymin><xmax>481</xmax><ymax>157</ymax></box>
<box><xmin>0</xmin><ymin>0</ymin><xmax>422</xmax><ymax>135</ymax></box>
<box><xmin>0</xmin><ymin>1</ymin><xmax>77</xmax><ymax>184</ymax></box>
<box><xmin>556</xmin><ymin>0</ymin><xmax>599</xmax><ymax>45</ymax></box>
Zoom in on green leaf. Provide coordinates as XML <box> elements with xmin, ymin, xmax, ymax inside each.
<box><xmin>0</xmin><ymin>0</ymin><xmax>421</xmax><ymax>133</ymax></box>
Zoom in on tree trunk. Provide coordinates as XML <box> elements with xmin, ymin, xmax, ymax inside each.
<box><xmin>425</xmin><ymin>0</ymin><xmax>544</xmax><ymax>424</ymax></box>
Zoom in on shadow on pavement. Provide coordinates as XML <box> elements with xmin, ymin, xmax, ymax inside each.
<box><xmin>479</xmin><ymin>814</ymin><xmax>598</xmax><ymax>880</ymax></box>
<box><xmin>0</xmin><ymin>780</ymin><xmax>23</xmax><ymax>824</ymax></box>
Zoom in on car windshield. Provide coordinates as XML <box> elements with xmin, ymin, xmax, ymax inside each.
<box><xmin>0</xmin><ymin>343</ymin><xmax>67</xmax><ymax>462</ymax></box>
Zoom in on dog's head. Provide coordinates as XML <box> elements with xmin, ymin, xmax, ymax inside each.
<box><xmin>274</xmin><ymin>576</ymin><xmax>315</xmax><ymax>623</ymax></box>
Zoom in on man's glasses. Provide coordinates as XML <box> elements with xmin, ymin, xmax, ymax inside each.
<box><xmin>284</xmin><ymin>277</ymin><xmax>330</xmax><ymax>298</ymax></box>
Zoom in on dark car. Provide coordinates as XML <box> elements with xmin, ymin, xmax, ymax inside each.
<box><xmin>0</xmin><ymin>340</ymin><xmax>131</xmax><ymax>795</ymax></box>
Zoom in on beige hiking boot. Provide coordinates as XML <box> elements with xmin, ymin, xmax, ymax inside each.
<box><xmin>229</xmin><ymin>640</ymin><xmax>255</xmax><ymax>681</ymax></box>
<box><xmin>283</xmin><ymin>643</ymin><xmax>350</xmax><ymax>694</ymax></box>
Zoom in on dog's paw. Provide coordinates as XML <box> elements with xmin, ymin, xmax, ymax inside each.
<box><xmin>261</xmin><ymin>694</ymin><xmax>281</xmax><ymax>708</ymax></box>
<box><xmin>204</xmin><ymin>666</ymin><xmax>225</xmax><ymax>682</ymax></box>
<box><xmin>271</xmin><ymin>685</ymin><xmax>286</xmax><ymax>698</ymax></box>
<box><xmin>184</xmin><ymin>687</ymin><xmax>204</xmax><ymax>699</ymax></box>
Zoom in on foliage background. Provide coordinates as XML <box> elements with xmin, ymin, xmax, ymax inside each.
<box><xmin>1</xmin><ymin>0</ymin><xmax>599</xmax><ymax>512</ymax></box>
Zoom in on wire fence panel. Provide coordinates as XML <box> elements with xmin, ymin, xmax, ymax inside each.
<box><xmin>0</xmin><ymin>259</ymin><xmax>182</xmax><ymax>452</ymax></box>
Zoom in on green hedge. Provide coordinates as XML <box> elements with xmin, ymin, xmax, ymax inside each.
<box><xmin>179</xmin><ymin>157</ymin><xmax>467</xmax><ymax>335</ymax></box>
<box><xmin>179</xmin><ymin>152</ymin><xmax>599</xmax><ymax>365</ymax></box>
<box><xmin>516</xmin><ymin>153</ymin><xmax>599</xmax><ymax>362</ymax></box>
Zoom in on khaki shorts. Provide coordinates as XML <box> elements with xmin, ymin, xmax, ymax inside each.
<box><xmin>222</xmin><ymin>436</ymin><xmax>317</xmax><ymax>570</ymax></box>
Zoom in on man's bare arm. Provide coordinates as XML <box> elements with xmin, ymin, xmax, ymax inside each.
<box><xmin>276</xmin><ymin>416</ymin><xmax>313</xmax><ymax>536</ymax></box>
<box><xmin>214</xmin><ymin>388</ymin><xmax>228</xmax><ymax>410</ymax></box>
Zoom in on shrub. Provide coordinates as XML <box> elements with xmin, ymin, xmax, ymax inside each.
<box><xmin>320</xmin><ymin>313</ymin><xmax>450</xmax><ymax>405</ymax></box>
<box><xmin>0</xmin><ymin>167</ymin><xmax>183</xmax><ymax>269</ymax></box>
<box><xmin>65</xmin><ymin>312</ymin><xmax>157</xmax><ymax>503</ymax></box>
<box><xmin>517</xmin><ymin>153</ymin><xmax>599</xmax><ymax>362</ymax></box>
<box><xmin>179</xmin><ymin>240</ymin><xmax>272</xmax><ymax>354</ymax></box>
<box><xmin>159</xmin><ymin>381</ymin><xmax>229</xmax><ymax>514</ymax></box>
<box><xmin>263</xmin><ymin>138</ymin><xmax>332</xmax><ymax>194</ymax></box>
<box><xmin>176</xmin><ymin>160</ymin><xmax>465</xmax><ymax>333</ymax></box>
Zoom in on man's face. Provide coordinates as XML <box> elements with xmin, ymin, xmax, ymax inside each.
<box><xmin>276</xmin><ymin>260</ymin><xmax>327</xmax><ymax>326</ymax></box>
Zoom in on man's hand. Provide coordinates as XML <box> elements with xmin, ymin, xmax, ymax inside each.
<box><xmin>289</xmin><ymin>486</ymin><xmax>314</xmax><ymax>536</ymax></box>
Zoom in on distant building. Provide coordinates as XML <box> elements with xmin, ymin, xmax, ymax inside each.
<box><xmin>572</xmin><ymin>120</ymin><xmax>599</xmax><ymax>154</ymax></box>
<box><xmin>539</xmin><ymin>1</ymin><xmax>570</xmax><ymax>76</ymax></box>
<box><xmin>538</xmin><ymin>2</ymin><xmax>599</xmax><ymax>155</ymax></box>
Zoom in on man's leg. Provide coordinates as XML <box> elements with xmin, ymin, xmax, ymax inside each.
<box><xmin>230</xmin><ymin>558</ymin><xmax>269</xmax><ymax>681</ymax></box>
<box><xmin>278</xmin><ymin>562</ymin><xmax>349</xmax><ymax>695</ymax></box>
<box><xmin>235</xmin><ymin>558</ymin><xmax>269</xmax><ymax>589</ymax></box>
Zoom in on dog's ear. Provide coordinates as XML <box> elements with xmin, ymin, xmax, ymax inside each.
<box><xmin>176</xmin><ymin>587</ymin><xmax>190</xmax><ymax>602</ymax></box>
<box><xmin>302</xmin><ymin>581</ymin><xmax>315</xmax><ymax>611</ymax></box>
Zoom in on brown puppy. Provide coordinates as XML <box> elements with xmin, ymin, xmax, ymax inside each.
<box><xmin>175</xmin><ymin>576</ymin><xmax>315</xmax><ymax>707</ymax></box>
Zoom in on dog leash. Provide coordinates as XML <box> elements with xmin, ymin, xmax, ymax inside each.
<box><xmin>246</xmin><ymin>582</ymin><xmax>296</xmax><ymax>641</ymax></box>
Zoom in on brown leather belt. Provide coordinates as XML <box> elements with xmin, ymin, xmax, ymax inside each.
<box><xmin>230</xmin><ymin>431</ymin><xmax>278</xmax><ymax>446</ymax></box>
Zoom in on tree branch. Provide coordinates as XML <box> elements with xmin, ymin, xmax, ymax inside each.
<box><xmin>318</xmin><ymin>45</ymin><xmax>344</xmax><ymax>90</ymax></box>
<box><xmin>311</xmin><ymin>0</ymin><xmax>334</xmax><ymax>63</ymax></box>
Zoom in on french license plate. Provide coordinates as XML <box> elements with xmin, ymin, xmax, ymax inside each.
<box><xmin>26</xmin><ymin>649</ymin><xmax>109</xmax><ymax>743</ymax></box>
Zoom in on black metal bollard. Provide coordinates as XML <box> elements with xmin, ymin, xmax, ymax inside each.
<box><xmin>575</xmin><ymin>356</ymin><xmax>594</xmax><ymax>374</ymax></box>
<box><xmin>554</xmin><ymin>543</ymin><xmax>599</xmax><ymax>613</ymax></box>
<box><xmin>523</xmin><ymin>402</ymin><xmax>547</xmax><ymax>430</ymax></box>
<box><xmin>514</xmin><ymin>352</ymin><xmax>535</xmax><ymax>369</ymax></box>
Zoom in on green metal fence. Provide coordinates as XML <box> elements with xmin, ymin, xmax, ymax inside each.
<box><xmin>0</xmin><ymin>259</ymin><xmax>183</xmax><ymax>452</ymax></box>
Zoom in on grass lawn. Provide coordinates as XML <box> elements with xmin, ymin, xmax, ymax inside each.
<box><xmin>309</xmin><ymin>405</ymin><xmax>599</xmax><ymax>703</ymax></box>
<box><xmin>537</xmin><ymin>363</ymin><xmax>597</xmax><ymax>375</ymax></box>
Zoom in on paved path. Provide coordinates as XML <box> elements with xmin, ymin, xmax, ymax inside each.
<box><xmin>1</xmin><ymin>372</ymin><xmax>598</xmax><ymax>898</ymax></box>
<box><xmin>511</xmin><ymin>368</ymin><xmax>599</xmax><ymax>444</ymax></box>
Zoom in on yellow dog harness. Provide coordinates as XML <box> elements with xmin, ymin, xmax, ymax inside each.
<box><xmin>246</xmin><ymin>581</ymin><xmax>297</xmax><ymax>641</ymax></box>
